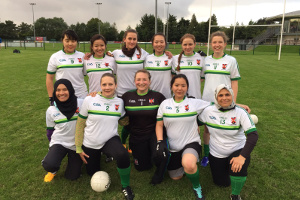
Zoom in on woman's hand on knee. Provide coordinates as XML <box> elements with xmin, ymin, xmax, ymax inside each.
<box><xmin>79</xmin><ymin>152</ymin><xmax>89</xmax><ymax>164</ymax></box>
<box><xmin>230</xmin><ymin>155</ymin><xmax>246</xmax><ymax>173</ymax></box>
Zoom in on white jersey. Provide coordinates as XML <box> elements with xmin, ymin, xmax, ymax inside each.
<box><xmin>46</xmin><ymin>99</ymin><xmax>84</xmax><ymax>151</ymax></box>
<box><xmin>202</xmin><ymin>54</ymin><xmax>241</xmax><ymax>102</ymax></box>
<box><xmin>157</xmin><ymin>97</ymin><xmax>210</xmax><ymax>152</ymax></box>
<box><xmin>198</xmin><ymin>105</ymin><xmax>256</xmax><ymax>158</ymax></box>
<box><xmin>47</xmin><ymin>50</ymin><xmax>88</xmax><ymax>98</ymax></box>
<box><xmin>79</xmin><ymin>95</ymin><xmax>125</xmax><ymax>149</ymax></box>
<box><xmin>112</xmin><ymin>48</ymin><xmax>149</xmax><ymax>96</ymax></box>
<box><xmin>173</xmin><ymin>52</ymin><xmax>205</xmax><ymax>99</ymax></box>
<box><xmin>84</xmin><ymin>54</ymin><xmax>116</xmax><ymax>93</ymax></box>
<box><xmin>145</xmin><ymin>53</ymin><xmax>175</xmax><ymax>98</ymax></box>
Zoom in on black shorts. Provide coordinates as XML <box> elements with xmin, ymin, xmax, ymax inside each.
<box><xmin>209</xmin><ymin>149</ymin><xmax>251</xmax><ymax>187</ymax></box>
<box><xmin>83</xmin><ymin>136</ymin><xmax>130</xmax><ymax>176</ymax></box>
<box><xmin>167</xmin><ymin>142</ymin><xmax>202</xmax><ymax>171</ymax></box>
<box><xmin>42</xmin><ymin>144</ymin><xmax>82</xmax><ymax>180</ymax></box>
<box><xmin>129</xmin><ymin>133</ymin><xmax>157</xmax><ymax>171</ymax></box>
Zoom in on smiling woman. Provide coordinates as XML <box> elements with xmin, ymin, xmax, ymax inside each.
<box><xmin>46</xmin><ymin>30</ymin><xmax>88</xmax><ymax>105</ymax></box>
<box><xmin>75</xmin><ymin>73</ymin><xmax>135</xmax><ymax>200</ymax></box>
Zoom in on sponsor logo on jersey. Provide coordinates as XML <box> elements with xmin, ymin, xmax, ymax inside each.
<box><xmin>69</xmin><ymin>58</ymin><xmax>75</xmax><ymax>64</ymax></box>
<box><xmin>209</xmin><ymin>116</ymin><xmax>216</xmax><ymax>120</ymax></box>
<box><xmin>59</xmin><ymin>59</ymin><xmax>66</xmax><ymax>62</ymax></box>
<box><xmin>119</xmin><ymin>55</ymin><xmax>126</xmax><ymax>57</ymax></box>
<box><xmin>129</xmin><ymin>99</ymin><xmax>136</xmax><ymax>103</ymax></box>
<box><xmin>136</xmin><ymin>54</ymin><xmax>141</xmax><ymax>59</ymax></box>
<box><xmin>197</xmin><ymin>59</ymin><xmax>201</xmax><ymax>65</ymax></box>
<box><xmin>149</xmin><ymin>98</ymin><xmax>154</xmax><ymax>104</ymax></box>
<box><xmin>93</xmin><ymin>103</ymin><xmax>101</xmax><ymax>106</ymax></box>
<box><xmin>166</xmin><ymin>106</ymin><xmax>172</xmax><ymax>110</ymax></box>
<box><xmin>75</xmin><ymin>107</ymin><xmax>80</xmax><ymax>114</ymax></box>
<box><xmin>115</xmin><ymin>104</ymin><xmax>119</xmax><ymax>111</ymax></box>
<box><xmin>77</xmin><ymin>58</ymin><xmax>83</xmax><ymax>63</ymax></box>
<box><xmin>185</xmin><ymin>104</ymin><xmax>189</xmax><ymax>111</ymax></box>
<box><xmin>231</xmin><ymin>117</ymin><xmax>236</xmax><ymax>124</ymax></box>
<box><xmin>138</xmin><ymin>99</ymin><xmax>146</xmax><ymax>102</ymax></box>
<box><xmin>147</xmin><ymin>61</ymin><xmax>153</xmax><ymax>64</ymax></box>
<box><xmin>205</xmin><ymin>64</ymin><xmax>210</xmax><ymax>66</ymax></box>
<box><xmin>155</xmin><ymin>60</ymin><xmax>161</xmax><ymax>66</ymax></box>
<box><xmin>105</xmin><ymin>63</ymin><xmax>109</xmax><ymax>67</ymax></box>
<box><xmin>222</xmin><ymin>64</ymin><xmax>227</xmax><ymax>69</ymax></box>
<box><xmin>54</xmin><ymin>113</ymin><xmax>61</xmax><ymax>117</ymax></box>
<box><xmin>213</xmin><ymin>63</ymin><xmax>218</xmax><ymax>69</ymax></box>
<box><xmin>164</xmin><ymin>60</ymin><xmax>168</xmax><ymax>66</ymax></box>
<box><xmin>87</xmin><ymin>63</ymin><xmax>93</xmax><ymax>66</ymax></box>
<box><xmin>104</xmin><ymin>103</ymin><xmax>112</xmax><ymax>106</ymax></box>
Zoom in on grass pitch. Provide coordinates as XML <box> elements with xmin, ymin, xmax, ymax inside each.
<box><xmin>0</xmin><ymin>47</ymin><xmax>299</xmax><ymax>200</ymax></box>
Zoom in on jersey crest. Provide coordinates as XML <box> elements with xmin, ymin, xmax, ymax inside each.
<box><xmin>136</xmin><ymin>54</ymin><xmax>141</xmax><ymax>59</ymax></box>
<box><xmin>115</xmin><ymin>104</ymin><xmax>119</xmax><ymax>111</ymax></box>
<box><xmin>149</xmin><ymin>98</ymin><xmax>154</xmax><ymax>104</ymax></box>
<box><xmin>222</xmin><ymin>64</ymin><xmax>227</xmax><ymax>69</ymax></box>
<box><xmin>231</xmin><ymin>117</ymin><xmax>236</xmax><ymax>124</ymax></box>
<box><xmin>197</xmin><ymin>59</ymin><xmax>201</xmax><ymax>65</ymax></box>
<box><xmin>185</xmin><ymin>104</ymin><xmax>189</xmax><ymax>111</ymax></box>
<box><xmin>164</xmin><ymin>60</ymin><xmax>168</xmax><ymax>66</ymax></box>
<box><xmin>105</xmin><ymin>62</ymin><xmax>109</xmax><ymax>67</ymax></box>
<box><xmin>77</xmin><ymin>58</ymin><xmax>82</xmax><ymax>63</ymax></box>
<box><xmin>75</xmin><ymin>107</ymin><xmax>80</xmax><ymax>114</ymax></box>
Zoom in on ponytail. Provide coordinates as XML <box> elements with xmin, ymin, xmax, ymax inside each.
<box><xmin>176</xmin><ymin>50</ymin><xmax>184</xmax><ymax>71</ymax></box>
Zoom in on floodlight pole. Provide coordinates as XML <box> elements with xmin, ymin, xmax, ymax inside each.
<box><xmin>165</xmin><ymin>2</ymin><xmax>171</xmax><ymax>44</ymax></box>
<box><xmin>155</xmin><ymin>0</ymin><xmax>157</xmax><ymax>34</ymax></box>
<box><xmin>96</xmin><ymin>3</ymin><xmax>102</xmax><ymax>35</ymax></box>
<box><xmin>207</xmin><ymin>0</ymin><xmax>213</xmax><ymax>56</ymax></box>
<box><xmin>232</xmin><ymin>0</ymin><xmax>237</xmax><ymax>50</ymax></box>
<box><xmin>29</xmin><ymin>3</ymin><xmax>36</xmax><ymax>42</ymax></box>
<box><xmin>278</xmin><ymin>0</ymin><xmax>286</xmax><ymax>61</ymax></box>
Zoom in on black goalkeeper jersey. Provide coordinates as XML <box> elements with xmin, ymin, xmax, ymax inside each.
<box><xmin>122</xmin><ymin>90</ymin><xmax>166</xmax><ymax>142</ymax></box>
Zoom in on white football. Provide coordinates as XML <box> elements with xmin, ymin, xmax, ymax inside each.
<box><xmin>250</xmin><ymin>114</ymin><xmax>258</xmax><ymax>124</ymax></box>
<box><xmin>90</xmin><ymin>171</ymin><xmax>111</xmax><ymax>192</ymax></box>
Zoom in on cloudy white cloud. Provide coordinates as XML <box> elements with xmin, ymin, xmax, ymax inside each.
<box><xmin>1</xmin><ymin>0</ymin><xmax>299</xmax><ymax>31</ymax></box>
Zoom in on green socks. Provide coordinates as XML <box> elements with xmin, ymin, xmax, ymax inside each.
<box><xmin>185</xmin><ymin>168</ymin><xmax>200</xmax><ymax>188</ymax></box>
<box><xmin>204</xmin><ymin>144</ymin><xmax>210</xmax><ymax>157</ymax></box>
<box><xmin>117</xmin><ymin>166</ymin><xmax>131</xmax><ymax>188</ymax></box>
<box><xmin>230</xmin><ymin>176</ymin><xmax>247</xmax><ymax>195</ymax></box>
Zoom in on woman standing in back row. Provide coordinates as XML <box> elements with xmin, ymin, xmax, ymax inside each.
<box><xmin>201</xmin><ymin>31</ymin><xmax>242</xmax><ymax>167</ymax></box>
<box><xmin>173</xmin><ymin>33</ymin><xmax>205</xmax><ymax>99</ymax></box>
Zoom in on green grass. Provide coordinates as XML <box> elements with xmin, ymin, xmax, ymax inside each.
<box><xmin>0</xmin><ymin>48</ymin><xmax>299</xmax><ymax>200</ymax></box>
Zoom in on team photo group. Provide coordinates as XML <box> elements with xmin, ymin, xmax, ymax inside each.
<box><xmin>43</xmin><ymin>28</ymin><xmax>258</xmax><ymax>200</ymax></box>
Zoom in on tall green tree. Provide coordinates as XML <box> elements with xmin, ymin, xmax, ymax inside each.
<box><xmin>166</xmin><ymin>14</ymin><xmax>178</xmax><ymax>42</ymax></box>
<box><xmin>177</xmin><ymin>17</ymin><xmax>190</xmax><ymax>40</ymax></box>
<box><xmin>0</xmin><ymin>20</ymin><xmax>18</xmax><ymax>39</ymax></box>
<box><xmin>18</xmin><ymin>22</ymin><xmax>32</xmax><ymax>40</ymax></box>
<box><xmin>69</xmin><ymin>22</ymin><xmax>88</xmax><ymax>41</ymax></box>
<box><xmin>86</xmin><ymin>18</ymin><xmax>101</xmax><ymax>39</ymax></box>
<box><xmin>35</xmin><ymin>17</ymin><xmax>68</xmax><ymax>40</ymax></box>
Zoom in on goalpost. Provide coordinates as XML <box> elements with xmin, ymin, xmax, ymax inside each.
<box><xmin>207</xmin><ymin>0</ymin><xmax>287</xmax><ymax>60</ymax></box>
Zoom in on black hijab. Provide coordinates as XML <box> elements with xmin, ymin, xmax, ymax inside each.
<box><xmin>53</xmin><ymin>79</ymin><xmax>77</xmax><ymax>120</ymax></box>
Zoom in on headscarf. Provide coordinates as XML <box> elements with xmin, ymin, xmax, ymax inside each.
<box><xmin>214</xmin><ymin>84</ymin><xmax>236</xmax><ymax>111</ymax></box>
<box><xmin>53</xmin><ymin>79</ymin><xmax>77</xmax><ymax>120</ymax></box>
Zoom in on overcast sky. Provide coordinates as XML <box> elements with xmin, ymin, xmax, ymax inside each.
<box><xmin>1</xmin><ymin>0</ymin><xmax>299</xmax><ymax>31</ymax></box>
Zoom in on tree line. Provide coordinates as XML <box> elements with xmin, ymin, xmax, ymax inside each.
<box><xmin>0</xmin><ymin>14</ymin><xmax>273</xmax><ymax>42</ymax></box>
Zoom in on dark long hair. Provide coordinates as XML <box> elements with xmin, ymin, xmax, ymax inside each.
<box><xmin>90</xmin><ymin>34</ymin><xmax>107</xmax><ymax>55</ymax></box>
<box><xmin>122</xmin><ymin>29</ymin><xmax>142</xmax><ymax>57</ymax></box>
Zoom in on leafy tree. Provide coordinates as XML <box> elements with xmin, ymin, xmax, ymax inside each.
<box><xmin>18</xmin><ymin>22</ymin><xmax>32</xmax><ymax>40</ymax></box>
<box><xmin>35</xmin><ymin>17</ymin><xmax>68</xmax><ymax>40</ymax></box>
<box><xmin>0</xmin><ymin>20</ymin><xmax>18</xmax><ymax>39</ymax></box>
<box><xmin>86</xmin><ymin>18</ymin><xmax>101</xmax><ymax>39</ymax></box>
<box><xmin>177</xmin><ymin>17</ymin><xmax>190</xmax><ymax>40</ymax></box>
<box><xmin>69</xmin><ymin>22</ymin><xmax>88</xmax><ymax>41</ymax></box>
<box><xmin>166</xmin><ymin>14</ymin><xmax>178</xmax><ymax>42</ymax></box>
